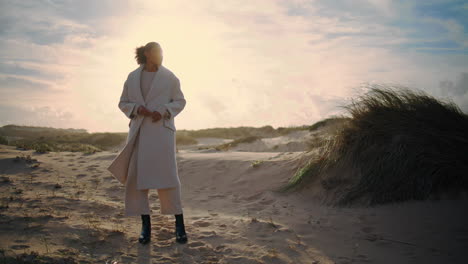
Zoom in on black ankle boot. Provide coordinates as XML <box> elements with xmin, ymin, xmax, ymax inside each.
<box><xmin>175</xmin><ymin>214</ymin><xmax>188</xmax><ymax>244</ymax></box>
<box><xmin>138</xmin><ymin>214</ymin><xmax>151</xmax><ymax>244</ymax></box>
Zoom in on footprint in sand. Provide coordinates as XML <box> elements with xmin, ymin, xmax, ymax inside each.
<box><xmin>120</xmin><ymin>256</ymin><xmax>135</xmax><ymax>262</ymax></box>
<box><xmin>103</xmin><ymin>176</ymin><xmax>114</xmax><ymax>181</ymax></box>
<box><xmin>224</xmin><ymin>256</ymin><xmax>263</xmax><ymax>264</ymax></box>
<box><xmin>193</xmin><ymin>220</ymin><xmax>211</xmax><ymax>227</ymax></box>
<box><xmin>258</xmin><ymin>198</ymin><xmax>275</xmax><ymax>205</ymax></box>
<box><xmin>182</xmin><ymin>241</ymin><xmax>217</xmax><ymax>257</ymax></box>
<box><xmin>154</xmin><ymin>228</ymin><xmax>174</xmax><ymax>240</ymax></box>
<box><xmin>361</xmin><ymin>226</ymin><xmax>374</xmax><ymax>234</ymax></box>
<box><xmin>214</xmin><ymin>244</ymin><xmax>229</xmax><ymax>253</ymax></box>
<box><xmin>189</xmin><ymin>241</ymin><xmax>204</xmax><ymax>247</ymax></box>
<box><xmin>199</xmin><ymin>230</ymin><xmax>217</xmax><ymax>239</ymax></box>
<box><xmin>208</xmin><ymin>194</ymin><xmax>225</xmax><ymax>198</ymax></box>
<box><xmin>243</xmin><ymin>192</ymin><xmax>264</xmax><ymax>201</ymax></box>
<box><xmin>109</xmin><ymin>196</ymin><xmax>121</xmax><ymax>202</ymax></box>
<box><xmin>10</xmin><ymin>244</ymin><xmax>30</xmax><ymax>250</ymax></box>
<box><xmin>214</xmin><ymin>162</ymin><xmax>228</xmax><ymax>171</ymax></box>
<box><xmin>86</xmin><ymin>168</ymin><xmax>98</xmax><ymax>172</ymax></box>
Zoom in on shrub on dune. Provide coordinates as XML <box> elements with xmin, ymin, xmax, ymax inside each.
<box><xmin>279</xmin><ymin>84</ymin><xmax>468</xmax><ymax>206</ymax></box>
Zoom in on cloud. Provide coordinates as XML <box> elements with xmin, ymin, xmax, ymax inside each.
<box><xmin>438</xmin><ymin>72</ymin><xmax>468</xmax><ymax>113</ymax></box>
<box><xmin>440</xmin><ymin>72</ymin><xmax>468</xmax><ymax>96</ymax></box>
<box><xmin>0</xmin><ymin>104</ymin><xmax>78</xmax><ymax>129</ymax></box>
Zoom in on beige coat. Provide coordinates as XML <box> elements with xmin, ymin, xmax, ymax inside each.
<box><xmin>106</xmin><ymin>64</ymin><xmax>186</xmax><ymax>189</ymax></box>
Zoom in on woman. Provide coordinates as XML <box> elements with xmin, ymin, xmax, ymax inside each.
<box><xmin>107</xmin><ymin>41</ymin><xmax>188</xmax><ymax>244</ymax></box>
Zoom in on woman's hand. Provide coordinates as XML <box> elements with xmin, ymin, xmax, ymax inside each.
<box><xmin>137</xmin><ymin>106</ymin><xmax>168</xmax><ymax>122</ymax></box>
<box><xmin>151</xmin><ymin>111</ymin><xmax>163</xmax><ymax>122</ymax></box>
<box><xmin>137</xmin><ymin>106</ymin><xmax>153</xmax><ymax>116</ymax></box>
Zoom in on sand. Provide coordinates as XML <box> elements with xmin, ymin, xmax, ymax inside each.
<box><xmin>1</xmin><ymin>143</ymin><xmax>467</xmax><ymax>264</ymax></box>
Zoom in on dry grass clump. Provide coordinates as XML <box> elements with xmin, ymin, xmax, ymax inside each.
<box><xmin>279</xmin><ymin>84</ymin><xmax>468</xmax><ymax>206</ymax></box>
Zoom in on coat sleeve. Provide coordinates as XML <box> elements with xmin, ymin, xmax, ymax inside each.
<box><xmin>154</xmin><ymin>76</ymin><xmax>186</xmax><ymax>119</ymax></box>
<box><xmin>118</xmin><ymin>76</ymin><xmax>140</xmax><ymax>119</ymax></box>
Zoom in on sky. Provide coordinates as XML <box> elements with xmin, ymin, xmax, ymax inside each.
<box><xmin>0</xmin><ymin>0</ymin><xmax>467</xmax><ymax>133</ymax></box>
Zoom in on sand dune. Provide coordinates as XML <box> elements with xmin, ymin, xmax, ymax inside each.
<box><xmin>1</xmin><ymin>143</ymin><xmax>467</xmax><ymax>263</ymax></box>
<box><xmin>180</xmin><ymin>130</ymin><xmax>316</xmax><ymax>152</ymax></box>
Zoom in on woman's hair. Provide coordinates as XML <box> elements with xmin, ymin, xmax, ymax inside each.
<box><xmin>135</xmin><ymin>42</ymin><xmax>160</xmax><ymax>64</ymax></box>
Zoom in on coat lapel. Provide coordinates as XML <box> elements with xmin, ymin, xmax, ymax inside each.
<box><xmin>134</xmin><ymin>64</ymin><xmax>165</xmax><ymax>105</ymax></box>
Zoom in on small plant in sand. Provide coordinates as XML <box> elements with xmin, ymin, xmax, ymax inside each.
<box><xmin>0</xmin><ymin>176</ymin><xmax>11</xmax><ymax>184</ymax></box>
<box><xmin>13</xmin><ymin>187</ymin><xmax>23</xmax><ymax>195</ymax></box>
<box><xmin>39</xmin><ymin>235</ymin><xmax>50</xmax><ymax>253</ymax></box>
<box><xmin>91</xmin><ymin>178</ymin><xmax>101</xmax><ymax>190</ymax></box>
<box><xmin>266</xmin><ymin>247</ymin><xmax>280</xmax><ymax>259</ymax></box>
<box><xmin>83</xmin><ymin>213</ymin><xmax>102</xmax><ymax>231</ymax></box>
<box><xmin>111</xmin><ymin>220</ymin><xmax>125</xmax><ymax>233</ymax></box>
<box><xmin>22</xmin><ymin>210</ymin><xmax>33</xmax><ymax>228</ymax></box>
<box><xmin>17</xmin><ymin>196</ymin><xmax>25</xmax><ymax>209</ymax></box>
<box><xmin>13</xmin><ymin>154</ymin><xmax>42</xmax><ymax>169</ymax></box>
<box><xmin>14</xmin><ymin>154</ymin><xmax>37</xmax><ymax>163</ymax></box>
<box><xmin>50</xmin><ymin>185</ymin><xmax>58</xmax><ymax>198</ymax></box>
<box><xmin>0</xmin><ymin>197</ymin><xmax>10</xmax><ymax>209</ymax></box>
<box><xmin>267</xmin><ymin>215</ymin><xmax>277</xmax><ymax>228</ymax></box>
<box><xmin>71</xmin><ymin>177</ymin><xmax>78</xmax><ymax>189</ymax></box>
<box><xmin>28</xmin><ymin>173</ymin><xmax>34</xmax><ymax>186</ymax></box>
<box><xmin>197</xmin><ymin>145</ymin><xmax>214</xmax><ymax>150</ymax></box>
<box><xmin>63</xmin><ymin>209</ymin><xmax>72</xmax><ymax>219</ymax></box>
<box><xmin>294</xmin><ymin>232</ymin><xmax>303</xmax><ymax>245</ymax></box>
<box><xmin>73</xmin><ymin>190</ymin><xmax>83</xmax><ymax>199</ymax></box>
<box><xmin>34</xmin><ymin>142</ymin><xmax>52</xmax><ymax>153</ymax></box>
<box><xmin>251</xmin><ymin>160</ymin><xmax>263</xmax><ymax>168</ymax></box>
<box><xmin>84</xmin><ymin>187</ymin><xmax>94</xmax><ymax>201</ymax></box>
<box><xmin>82</xmin><ymin>145</ymin><xmax>99</xmax><ymax>154</ymax></box>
